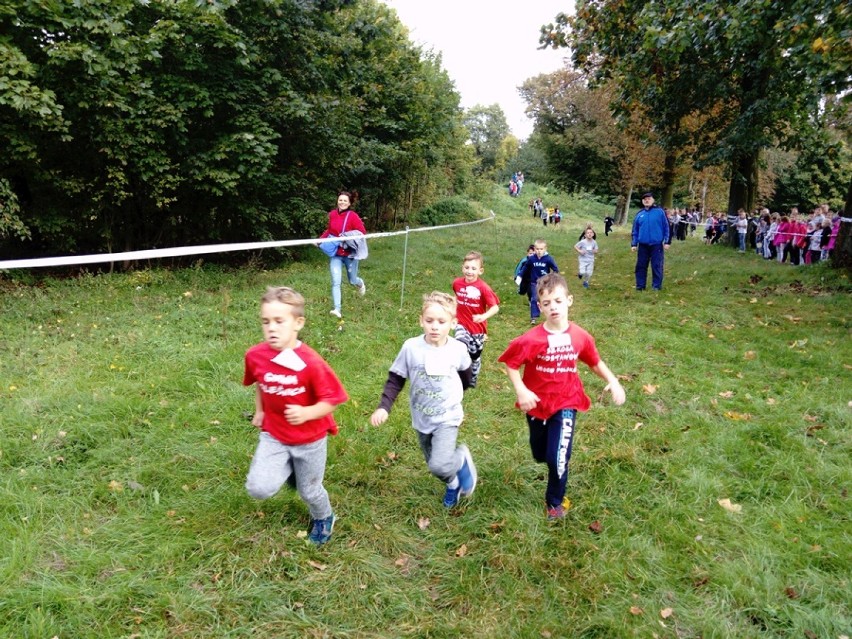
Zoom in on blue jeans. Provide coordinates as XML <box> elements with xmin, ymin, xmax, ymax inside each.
<box><xmin>635</xmin><ymin>243</ymin><xmax>665</xmax><ymax>290</ymax></box>
<box><xmin>526</xmin><ymin>409</ymin><xmax>577</xmax><ymax>508</ymax></box>
<box><xmin>738</xmin><ymin>232</ymin><xmax>746</xmax><ymax>251</ymax></box>
<box><xmin>329</xmin><ymin>255</ymin><xmax>363</xmax><ymax>312</ymax></box>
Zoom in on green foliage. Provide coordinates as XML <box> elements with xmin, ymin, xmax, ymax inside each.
<box><xmin>0</xmin><ymin>0</ymin><xmax>474</xmax><ymax>261</ymax></box>
<box><xmin>463</xmin><ymin>104</ymin><xmax>511</xmax><ymax>176</ymax></box>
<box><xmin>1</xmin><ymin>188</ymin><xmax>849</xmax><ymax>636</ymax></box>
<box><xmin>414</xmin><ymin>195</ymin><xmax>478</xmax><ymax>226</ymax></box>
<box><xmin>0</xmin><ymin>178</ymin><xmax>29</xmax><ymax>241</ymax></box>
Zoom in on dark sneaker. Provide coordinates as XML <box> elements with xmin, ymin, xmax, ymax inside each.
<box><xmin>583</xmin><ymin>281</ymin><xmax>589</xmax><ymax>288</ymax></box>
<box><xmin>546</xmin><ymin>504</ymin><xmax>566</xmax><ymax>520</ymax></box>
<box><xmin>457</xmin><ymin>445</ymin><xmax>477</xmax><ymax>497</ymax></box>
<box><xmin>442</xmin><ymin>485</ymin><xmax>461</xmax><ymax>508</ymax></box>
<box><xmin>308</xmin><ymin>513</ymin><xmax>335</xmax><ymax>545</ymax></box>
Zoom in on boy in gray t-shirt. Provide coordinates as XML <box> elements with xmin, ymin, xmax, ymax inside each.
<box><xmin>574</xmin><ymin>227</ymin><xmax>599</xmax><ymax>289</ymax></box>
<box><xmin>370</xmin><ymin>292</ymin><xmax>477</xmax><ymax>508</ymax></box>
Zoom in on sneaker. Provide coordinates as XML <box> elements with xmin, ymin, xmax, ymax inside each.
<box><xmin>358</xmin><ymin>282</ymin><xmax>366</xmax><ymax>296</ymax></box>
<box><xmin>329</xmin><ymin>309</ymin><xmax>342</xmax><ymax>319</ymax></box>
<box><xmin>308</xmin><ymin>513</ymin><xmax>336</xmax><ymax>545</ymax></box>
<box><xmin>546</xmin><ymin>504</ymin><xmax>566</xmax><ymax>520</ymax></box>
<box><xmin>582</xmin><ymin>281</ymin><xmax>589</xmax><ymax>288</ymax></box>
<box><xmin>457</xmin><ymin>445</ymin><xmax>477</xmax><ymax>497</ymax></box>
<box><xmin>530</xmin><ymin>318</ymin><xmax>537</xmax><ymax>325</ymax></box>
<box><xmin>577</xmin><ymin>273</ymin><xmax>583</xmax><ymax>280</ymax></box>
<box><xmin>442</xmin><ymin>485</ymin><xmax>461</xmax><ymax>508</ymax></box>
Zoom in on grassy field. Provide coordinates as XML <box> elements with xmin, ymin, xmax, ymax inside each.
<box><xmin>1</xmin><ymin>186</ymin><xmax>850</xmax><ymax>638</ymax></box>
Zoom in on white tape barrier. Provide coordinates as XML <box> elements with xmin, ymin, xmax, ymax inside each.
<box><xmin>0</xmin><ymin>211</ymin><xmax>496</xmax><ymax>271</ymax></box>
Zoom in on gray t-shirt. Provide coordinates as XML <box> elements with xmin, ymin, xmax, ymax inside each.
<box><xmin>574</xmin><ymin>238</ymin><xmax>598</xmax><ymax>266</ymax></box>
<box><xmin>390</xmin><ymin>335</ymin><xmax>472</xmax><ymax>433</ymax></box>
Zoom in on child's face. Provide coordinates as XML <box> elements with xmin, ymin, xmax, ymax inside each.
<box><xmin>420</xmin><ymin>303</ymin><xmax>456</xmax><ymax>347</ymax></box>
<box><xmin>584</xmin><ymin>228</ymin><xmax>594</xmax><ymax>239</ymax></box>
<box><xmin>527</xmin><ymin>248</ymin><xmax>535</xmax><ymax>257</ymax></box>
<box><xmin>461</xmin><ymin>259</ymin><xmax>483</xmax><ymax>282</ymax></box>
<box><xmin>534</xmin><ymin>243</ymin><xmax>547</xmax><ymax>258</ymax></box>
<box><xmin>261</xmin><ymin>301</ymin><xmax>304</xmax><ymax>351</ymax></box>
<box><xmin>537</xmin><ymin>286</ymin><xmax>574</xmax><ymax>324</ymax></box>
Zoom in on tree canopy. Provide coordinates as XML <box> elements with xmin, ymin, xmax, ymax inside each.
<box><xmin>0</xmin><ymin>0</ymin><xmax>475</xmax><ymax>260</ymax></box>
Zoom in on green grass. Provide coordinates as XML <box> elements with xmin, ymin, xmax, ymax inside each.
<box><xmin>1</xmin><ymin>184</ymin><xmax>850</xmax><ymax>638</ymax></box>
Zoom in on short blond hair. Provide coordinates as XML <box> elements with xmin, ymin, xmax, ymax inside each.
<box><xmin>463</xmin><ymin>250</ymin><xmax>483</xmax><ymax>266</ymax></box>
<box><xmin>421</xmin><ymin>291</ymin><xmax>457</xmax><ymax>318</ymax></box>
<box><xmin>261</xmin><ymin>286</ymin><xmax>305</xmax><ymax>318</ymax></box>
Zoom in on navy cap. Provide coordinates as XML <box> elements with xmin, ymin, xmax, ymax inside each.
<box><xmin>642</xmin><ymin>192</ymin><xmax>654</xmax><ymax>199</ymax></box>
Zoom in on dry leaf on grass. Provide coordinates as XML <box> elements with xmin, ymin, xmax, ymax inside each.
<box><xmin>718</xmin><ymin>498</ymin><xmax>742</xmax><ymax>513</ymax></box>
<box><xmin>660</xmin><ymin>608</ymin><xmax>674</xmax><ymax>619</ymax></box>
<box><xmin>629</xmin><ymin>606</ymin><xmax>643</xmax><ymax>615</ymax></box>
<box><xmin>108</xmin><ymin>480</ymin><xmax>123</xmax><ymax>492</ymax></box>
<box><xmin>642</xmin><ymin>384</ymin><xmax>658</xmax><ymax>395</ymax></box>
<box><xmin>455</xmin><ymin>544</ymin><xmax>468</xmax><ymax>558</ymax></box>
<box><xmin>417</xmin><ymin>517</ymin><xmax>430</xmax><ymax>530</ymax></box>
<box><xmin>744</xmin><ymin>350</ymin><xmax>756</xmax><ymax>360</ymax></box>
<box><xmin>718</xmin><ymin>390</ymin><xmax>734</xmax><ymax>398</ymax></box>
<box><xmin>307</xmin><ymin>560</ymin><xmax>327</xmax><ymax>571</ymax></box>
<box><xmin>633</xmin><ymin>422</ymin><xmax>644</xmax><ymax>431</ymax></box>
<box><xmin>724</xmin><ymin>411</ymin><xmax>751</xmax><ymax>421</ymax></box>
<box><xmin>588</xmin><ymin>520</ymin><xmax>603</xmax><ymax>534</ymax></box>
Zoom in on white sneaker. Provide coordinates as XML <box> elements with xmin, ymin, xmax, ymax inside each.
<box><xmin>358</xmin><ymin>282</ymin><xmax>366</xmax><ymax>297</ymax></box>
<box><xmin>329</xmin><ymin>309</ymin><xmax>342</xmax><ymax>319</ymax></box>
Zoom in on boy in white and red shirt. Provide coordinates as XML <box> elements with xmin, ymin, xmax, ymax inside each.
<box><xmin>452</xmin><ymin>251</ymin><xmax>500</xmax><ymax>388</ymax></box>
<box><xmin>243</xmin><ymin>286</ymin><xmax>348</xmax><ymax>545</ymax></box>
<box><xmin>498</xmin><ymin>273</ymin><xmax>625</xmax><ymax>520</ymax></box>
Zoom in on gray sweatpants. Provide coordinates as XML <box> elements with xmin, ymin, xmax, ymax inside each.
<box><xmin>417</xmin><ymin>424</ymin><xmax>463</xmax><ymax>484</ymax></box>
<box><xmin>245</xmin><ymin>431</ymin><xmax>332</xmax><ymax>520</ymax></box>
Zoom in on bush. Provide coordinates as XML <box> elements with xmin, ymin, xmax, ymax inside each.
<box><xmin>414</xmin><ymin>196</ymin><xmax>478</xmax><ymax>226</ymax></box>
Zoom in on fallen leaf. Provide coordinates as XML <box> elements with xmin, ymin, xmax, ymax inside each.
<box><xmin>417</xmin><ymin>517</ymin><xmax>431</xmax><ymax>530</ymax></box>
<box><xmin>209</xmin><ymin>419</ymin><xmax>220</xmax><ymax>425</ymax></box>
<box><xmin>660</xmin><ymin>608</ymin><xmax>674</xmax><ymax>619</ymax></box>
<box><xmin>386</xmin><ymin>451</ymin><xmax>398</xmax><ymax>460</ymax></box>
<box><xmin>108</xmin><ymin>480</ymin><xmax>124</xmax><ymax>492</ymax></box>
<box><xmin>296</xmin><ymin>530</ymin><xmax>307</xmax><ymax>539</ymax></box>
<box><xmin>804</xmin><ymin>631</ymin><xmax>817</xmax><ymax>639</ymax></box>
<box><xmin>693</xmin><ymin>576</ymin><xmax>709</xmax><ymax>588</ymax></box>
<box><xmin>805</xmin><ymin>424</ymin><xmax>825</xmax><ymax>436</ymax></box>
<box><xmin>541</xmin><ymin>632</ymin><xmax>552</xmax><ymax>639</ymax></box>
<box><xmin>394</xmin><ymin>555</ymin><xmax>411</xmax><ymax>568</ymax></box>
<box><xmin>642</xmin><ymin>384</ymin><xmax>657</xmax><ymax>395</ymax></box>
<box><xmin>803</xmin><ymin>414</ymin><xmax>819</xmax><ymax>422</ymax></box>
<box><xmin>788</xmin><ymin>338</ymin><xmax>808</xmax><ymax>348</ymax></box>
<box><xmin>455</xmin><ymin>544</ymin><xmax>468</xmax><ymax>558</ymax></box>
<box><xmin>784</xmin><ymin>587</ymin><xmax>799</xmax><ymax>599</ymax></box>
<box><xmin>783</xmin><ymin>315</ymin><xmax>802</xmax><ymax>323</ymax></box>
<box><xmin>307</xmin><ymin>560</ymin><xmax>327</xmax><ymax>571</ymax></box>
<box><xmin>744</xmin><ymin>351</ymin><xmax>756</xmax><ymax>360</ymax></box>
<box><xmin>766</xmin><ymin>398</ymin><xmax>776</xmax><ymax>405</ymax></box>
<box><xmin>629</xmin><ymin>606</ymin><xmax>643</xmax><ymax>615</ymax></box>
<box><xmin>708</xmin><ymin>333</ymin><xmax>715</xmax><ymax>339</ymax></box>
<box><xmin>489</xmin><ymin>520</ymin><xmax>505</xmax><ymax>532</ymax></box>
<box><xmin>724</xmin><ymin>411</ymin><xmax>752</xmax><ymax>421</ymax></box>
<box><xmin>718</xmin><ymin>498</ymin><xmax>742</xmax><ymax>513</ymax></box>
<box><xmin>588</xmin><ymin>520</ymin><xmax>603</xmax><ymax>534</ymax></box>
<box><xmin>718</xmin><ymin>391</ymin><xmax>734</xmax><ymax>398</ymax></box>
<box><xmin>749</xmin><ymin>298</ymin><xmax>757</xmax><ymax>303</ymax></box>
<box><xmin>633</xmin><ymin>422</ymin><xmax>644</xmax><ymax>431</ymax></box>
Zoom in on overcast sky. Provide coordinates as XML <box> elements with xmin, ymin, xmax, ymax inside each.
<box><xmin>380</xmin><ymin>0</ymin><xmax>574</xmax><ymax>140</ymax></box>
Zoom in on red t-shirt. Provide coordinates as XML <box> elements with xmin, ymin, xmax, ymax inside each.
<box><xmin>243</xmin><ymin>342</ymin><xmax>348</xmax><ymax>445</ymax></box>
<box><xmin>498</xmin><ymin>323</ymin><xmax>601</xmax><ymax>419</ymax></box>
<box><xmin>452</xmin><ymin>277</ymin><xmax>500</xmax><ymax>335</ymax></box>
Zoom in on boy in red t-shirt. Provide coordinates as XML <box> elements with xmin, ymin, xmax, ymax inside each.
<box><xmin>243</xmin><ymin>286</ymin><xmax>348</xmax><ymax>544</ymax></box>
<box><xmin>452</xmin><ymin>251</ymin><xmax>500</xmax><ymax>388</ymax></box>
<box><xmin>498</xmin><ymin>273</ymin><xmax>625</xmax><ymax>520</ymax></box>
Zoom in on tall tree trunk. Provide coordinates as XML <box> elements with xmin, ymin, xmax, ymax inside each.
<box><xmin>660</xmin><ymin>151</ymin><xmax>676</xmax><ymax>208</ymax></box>
<box><xmin>830</xmin><ymin>174</ymin><xmax>852</xmax><ymax>270</ymax></box>
<box><xmin>727</xmin><ymin>149</ymin><xmax>759</xmax><ymax>245</ymax></box>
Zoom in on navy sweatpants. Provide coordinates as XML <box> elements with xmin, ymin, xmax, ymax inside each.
<box><xmin>526</xmin><ymin>409</ymin><xmax>577</xmax><ymax>508</ymax></box>
<box><xmin>635</xmin><ymin>242</ymin><xmax>665</xmax><ymax>290</ymax></box>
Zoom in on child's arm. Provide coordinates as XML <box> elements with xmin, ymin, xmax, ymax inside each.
<box><xmin>252</xmin><ymin>386</ymin><xmax>264</xmax><ymax>428</ymax></box>
<box><xmin>589</xmin><ymin>360</ymin><xmax>626</xmax><ymax>405</ymax></box>
<box><xmin>370</xmin><ymin>371</ymin><xmax>406</xmax><ymax>426</ymax></box>
<box><xmin>505</xmin><ymin>365</ymin><xmax>540</xmax><ymax>412</ymax></box>
<box><xmin>284</xmin><ymin>401</ymin><xmax>338</xmax><ymax>425</ymax></box>
<box><xmin>472</xmin><ymin>304</ymin><xmax>500</xmax><ymax>324</ymax></box>
<box><xmin>574</xmin><ymin>242</ymin><xmax>584</xmax><ymax>254</ymax></box>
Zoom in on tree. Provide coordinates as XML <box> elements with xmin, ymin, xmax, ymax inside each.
<box><xmin>542</xmin><ymin>0</ymin><xmax>852</xmax><ymax>219</ymax></box>
<box><xmin>463</xmin><ymin>104</ymin><xmax>511</xmax><ymax>176</ymax></box>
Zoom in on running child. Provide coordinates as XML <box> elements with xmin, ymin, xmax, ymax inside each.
<box><xmin>243</xmin><ymin>286</ymin><xmax>348</xmax><ymax>545</ymax></box>
<box><xmin>520</xmin><ymin>239</ymin><xmax>559</xmax><ymax>325</ymax></box>
<box><xmin>453</xmin><ymin>251</ymin><xmax>500</xmax><ymax>388</ymax></box>
<box><xmin>370</xmin><ymin>292</ymin><xmax>477</xmax><ymax>508</ymax></box>
<box><xmin>498</xmin><ymin>273</ymin><xmax>625</xmax><ymax>520</ymax></box>
<box><xmin>574</xmin><ymin>227</ymin><xmax>599</xmax><ymax>289</ymax></box>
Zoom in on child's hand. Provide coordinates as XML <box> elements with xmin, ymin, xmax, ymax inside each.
<box><xmin>516</xmin><ymin>388</ymin><xmax>540</xmax><ymax>412</ymax></box>
<box><xmin>471</xmin><ymin>313</ymin><xmax>484</xmax><ymax>323</ymax></box>
<box><xmin>370</xmin><ymin>408</ymin><xmax>388</xmax><ymax>426</ymax></box>
<box><xmin>605</xmin><ymin>381</ymin><xmax>626</xmax><ymax>406</ymax></box>
<box><xmin>283</xmin><ymin>404</ymin><xmax>308</xmax><ymax>425</ymax></box>
<box><xmin>251</xmin><ymin>411</ymin><xmax>264</xmax><ymax>428</ymax></box>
